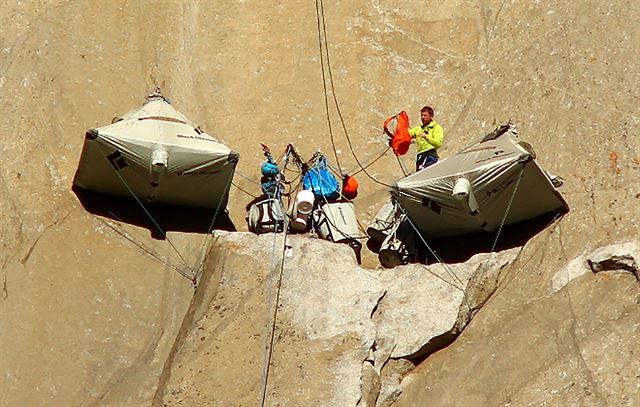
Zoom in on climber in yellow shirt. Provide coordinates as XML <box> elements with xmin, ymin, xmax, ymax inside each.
<box><xmin>408</xmin><ymin>106</ymin><xmax>444</xmax><ymax>171</ymax></box>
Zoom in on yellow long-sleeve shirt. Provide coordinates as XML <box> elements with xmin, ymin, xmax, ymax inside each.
<box><xmin>408</xmin><ymin>120</ymin><xmax>444</xmax><ymax>154</ymax></box>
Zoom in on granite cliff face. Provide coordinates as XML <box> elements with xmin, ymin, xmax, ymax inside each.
<box><xmin>1</xmin><ymin>1</ymin><xmax>639</xmax><ymax>406</ymax></box>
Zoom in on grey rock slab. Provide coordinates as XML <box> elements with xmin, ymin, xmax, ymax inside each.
<box><xmin>453</xmin><ymin>250</ymin><xmax>519</xmax><ymax>334</ymax></box>
<box><xmin>276</xmin><ymin>235</ymin><xmax>386</xmax><ymax>406</ymax></box>
<box><xmin>372</xmin><ymin>262</ymin><xmax>465</xmax><ymax>364</ymax></box>
<box><xmin>160</xmin><ymin>232</ymin><xmax>386</xmax><ymax>407</ymax></box>
<box><xmin>373</xmin><ymin>250</ymin><xmax>517</xmax><ymax>363</ymax></box>
<box><xmin>279</xmin><ymin>235</ymin><xmax>385</xmax><ymax>346</ymax></box>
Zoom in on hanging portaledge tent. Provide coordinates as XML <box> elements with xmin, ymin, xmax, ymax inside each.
<box><xmin>382</xmin><ymin>123</ymin><xmax>568</xmax><ymax>240</ymax></box>
<box><xmin>73</xmin><ymin>91</ymin><xmax>239</xmax><ymax>210</ymax></box>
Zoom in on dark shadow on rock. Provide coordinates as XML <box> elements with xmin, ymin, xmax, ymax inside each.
<box><xmin>406</xmin><ymin>331</ymin><xmax>458</xmax><ymax>365</ymax></box>
<box><xmin>73</xmin><ymin>185</ymin><xmax>236</xmax><ymax>240</ymax></box>
<box><xmin>416</xmin><ymin>209</ymin><xmax>568</xmax><ymax>264</ymax></box>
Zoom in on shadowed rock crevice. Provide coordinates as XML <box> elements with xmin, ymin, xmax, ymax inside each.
<box><xmin>590</xmin><ymin>256</ymin><xmax>638</xmax><ymax>277</ymax></box>
<box><xmin>404</xmin><ymin>331</ymin><xmax>457</xmax><ymax>364</ymax></box>
<box><xmin>367</xmin><ymin>250</ymin><xmax>517</xmax><ymax>405</ymax></box>
<box><xmin>587</xmin><ymin>243</ymin><xmax>639</xmax><ymax>279</ymax></box>
<box><xmin>152</xmin><ymin>235</ymin><xmax>229</xmax><ymax>406</ymax></box>
<box><xmin>1</xmin><ymin>259</ymin><xmax>8</xmax><ymax>301</ymax></box>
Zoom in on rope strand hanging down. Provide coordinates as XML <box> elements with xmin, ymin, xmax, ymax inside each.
<box><xmin>193</xmin><ymin>163</ymin><xmax>237</xmax><ymax>290</ymax></box>
<box><xmin>258</xmin><ymin>221</ymin><xmax>290</xmax><ymax>407</ymax></box>
<box><xmin>314</xmin><ymin>0</ymin><xmax>398</xmax><ymax>189</ymax></box>
<box><xmin>315</xmin><ymin>0</ymin><xmax>342</xmax><ymax>174</ymax></box>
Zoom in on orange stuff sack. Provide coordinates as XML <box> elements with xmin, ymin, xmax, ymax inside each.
<box><xmin>342</xmin><ymin>175</ymin><xmax>359</xmax><ymax>200</ymax></box>
<box><xmin>384</xmin><ymin>111</ymin><xmax>411</xmax><ymax>156</ymax></box>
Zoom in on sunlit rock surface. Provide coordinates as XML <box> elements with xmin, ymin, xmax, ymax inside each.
<box><xmin>1</xmin><ymin>0</ymin><xmax>639</xmax><ymax>406</ymax></box>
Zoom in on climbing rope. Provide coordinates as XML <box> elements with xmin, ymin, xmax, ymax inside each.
<box><xmin>258</xmin><ymin>149</ymin><xmax>293</xmax><ymax>407</ymax></box>
<box><xmin>231</xmin><ymin>180</ymin><xmax>258</xmax><ymax>199</ymax></box>
<box><xmin>493</xmin><ymin>212</ymin><xmax>566</xmax><ymax>297</ymax></box>
<box><xmin>490</xmin><ymin>165</ymin><xmax>526</xmax><ymax>253</ymax></box>
<box><xmin>97</xmin><ymin>216</ymin><xmax>192</xmax><ymax>281</ymax></box>
<box><xmin>233</xmin><ymin>169</ymin><xmax>263</xmax><ymax>186</ymax></box>
<box><xmin>258</xmin><ymin>219</ymin><xmax>290</xmax><ymax>407</ymax></box>
<box><xmin>347</xmin><ymin>145</ymin><xmax>390</xmax><ymax>177</ymax></box>
<box><xmin>395</xmin><ymin>154</ymin><xmax>409</xmax><ymax>177</ymax></box>
<box><xmin>315</xmin><ymin>0</ymin><xmax>397</xmax><ymax>189</ymax></box>
<box><xmin>315</xmin><ymin>0</ymin><xmax>342</xmax><ymax>174</ymax></box>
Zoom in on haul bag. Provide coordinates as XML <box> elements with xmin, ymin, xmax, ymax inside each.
<box><xmin>248</xmin><ymin>198</ymin><xmax>285</xmax><ymax>235</ymax></box>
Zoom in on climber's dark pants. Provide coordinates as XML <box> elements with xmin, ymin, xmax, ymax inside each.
<box><xmin>416</xmin><ymin>150</ymin><xmax>438</xmax><ymax>171</ymax></box>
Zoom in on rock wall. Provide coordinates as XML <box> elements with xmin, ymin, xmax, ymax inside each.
<box><xmin>156</xmin><ymin>233</ymin><xmax>383</xmax><ymax>406</ymax></box>
<box><xmin>154</xmin><ymin>232</ymin><xmax>517</xmax><ymax>406</ymax></box>
<box><xmin>1</xmin><ymin>0</ymin><xmax>639</xmax><ymax>406</ymax></box>
<box><xmin>395</xmin><ymin>241</ymin><xmax>640</xmax><ymax>406</ymax></box>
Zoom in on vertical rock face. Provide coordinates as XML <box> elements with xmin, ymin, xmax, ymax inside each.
<box><xmin>156</xmin><ymin>232</ymin><xmax>385</xmax><ymax>407</ymax></box>
<box><xmin>154</xmin><ymin>234</ymin><xmax>518</xmax><ymax>406</ymax></box>
<box><xmin>1</xmin><ymin>0</ymin><xmax>639</xmax><ymax>406</ymax></box>
<box><xmin>0</xmin><ymin>212</ymin><xmax>195</xmax><ymax>406</ymax></box>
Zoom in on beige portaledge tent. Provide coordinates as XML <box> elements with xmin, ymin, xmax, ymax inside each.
<box><xmin>73</xmin><ymin>92</ymin><xmax>238</xmax><ymax>210</ymax></box>
<box><xmin>390</xmin><ymin>123</ymin><xmax>568</xmax><ymax>239</ymax></box>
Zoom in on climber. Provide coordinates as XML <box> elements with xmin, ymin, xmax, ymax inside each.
<box><xmin>385</xmin><ymin>106</ymin><xmax>444</xmax><ymax>171</ymax></box>
<box><xmin>409</xmin><ymin>106</ymin><xmax>444</xmax><ymax>171</ymax></box>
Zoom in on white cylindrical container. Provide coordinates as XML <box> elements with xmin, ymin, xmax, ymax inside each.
<box><xmin>452</xmin><ymin>177</ymin><xmax>471</xmax><ymax>200</ymax></box>
<box><xmin>296</xmin><ymin>190</ymin><xmax>315</xmax><ymax>215</ymax></box>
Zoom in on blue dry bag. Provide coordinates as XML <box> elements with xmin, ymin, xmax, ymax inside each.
<box><xmin>302</xmin><ymin>156</ymin><xmax>340</xmax><ymax>200</ymax></box>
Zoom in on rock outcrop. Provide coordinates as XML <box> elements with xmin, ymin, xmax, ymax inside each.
<box><xmin>155</xmin><ymin>232</ymin><xmax>383</xmax><ymax>406</ymax></box>
<box><xmin>2</xmin><ymin>0</ymin><xmax>640</xmax><ymax>406</ymax></box>
<box><xmin>395</xmin><ymin>240</ymin><xmax>640</xmax><ymax>407</ymax></box>
<box><xmin>154</xmin><ymin>232</ymin><xmax>518</xmax><ymax>406</ymax></box>
<box><xmin>552</xmin><ymin>241</ymin><xmax>640</xmax><ymax>293</ymax></box>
